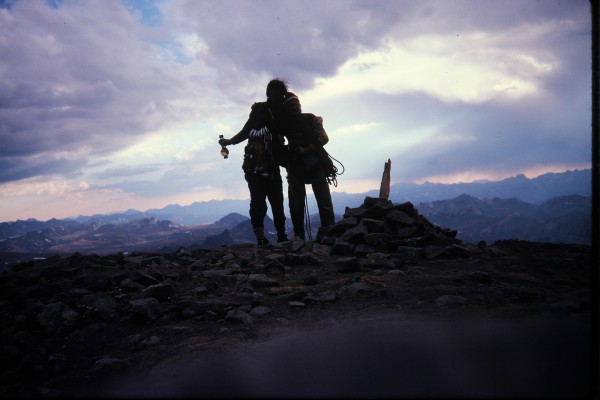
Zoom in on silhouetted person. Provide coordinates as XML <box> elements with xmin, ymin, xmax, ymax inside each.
<box><xmin>267</xmin><ymin>79</ymin><xmax>335</xmax><ymax>240</ymax></box>
<box><xmin>218</xmin><ymin>83</ymin><xmax>289</xmax><ymax>245</ymax></box>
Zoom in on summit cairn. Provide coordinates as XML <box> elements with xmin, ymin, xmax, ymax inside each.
<box><xmin>379</xmin><ymin>159</ymin><xmax>392</xmax><ymax>200</ymax></box>
<box><xmin>316</xmin><ymin>160</ymin><xmax>470</xmax><ymax>259</ymax></box>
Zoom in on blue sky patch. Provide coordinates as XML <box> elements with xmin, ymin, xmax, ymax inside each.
<box><xmin>122</xmin><ymin>0</ymin><xmax>164</xmax><ymax>27</ymax></box>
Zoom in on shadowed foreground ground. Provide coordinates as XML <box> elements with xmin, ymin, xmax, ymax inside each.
<box><xmin>108</xmin><ymin>315</ymin><xmax>593</xmax><ymax>398</ymax></box>
<box><xmin>0</xmin><ymin>237</ymin><xmax>596</xmax><ymax>398</ymax></box>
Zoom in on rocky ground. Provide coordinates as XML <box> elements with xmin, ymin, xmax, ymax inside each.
<box><xmin>0</xmin><ymin>197</ymin><xmax>596</xmax><ymax>398</ymax></box>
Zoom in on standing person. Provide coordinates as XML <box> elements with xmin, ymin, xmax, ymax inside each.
<box><xmin>218</xmin><ymin>85</ymin><xmax>289</xmax><ymax>245</ymax></box>
<box><xmin>267</xmin><ymin>79</ymin><xmax>335</xmax><ymax>240</ymax></box>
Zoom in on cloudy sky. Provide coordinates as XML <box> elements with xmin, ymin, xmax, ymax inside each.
<box><xmin>0</xmin><ymin>0</ymin><xmax>593</xmax><ymax>222</ymax></box>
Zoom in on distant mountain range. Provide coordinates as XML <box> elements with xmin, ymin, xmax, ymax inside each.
<box><xmin>63</xmin><ymin>169</ymin><xmax>591</xmax><ymax>227</ymax></box>
<box><xmin>0</xmin><ymin>169</ymin><xmax>592</xmax><ymax>270</ymax></box>
<box><xmin>419</xmin><ymin>194</ymin><xmax>591</xmax><ymax>245</ymax></box>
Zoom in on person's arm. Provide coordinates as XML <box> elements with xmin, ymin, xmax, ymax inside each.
<box><xmin>296</xmin><ymin>115</ymin><xmax>328</xmax><ymax>154</ymax></box>
<box><xmin>313</xmin><ymin>116</ymin><xmax>329</xmax><ymax>146</ymax></box>
<box><xmin>218</xmin><ymin>104</ymin><xmax>258</xmax><ymax>146</ymax></box>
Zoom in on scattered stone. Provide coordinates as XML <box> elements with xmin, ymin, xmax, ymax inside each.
<box><xmin>225</xmin><ymin>309</ymin><xmax>254</xmax><ymax>324</ymax></box>
<box><xmin>261</xmin><ymin>259</ymin><xmax>286</xmax><ymax>276</ymax></box>
<box><xmin>332</xmin><ymin>240</ymin><xmax>354</xmax><ymax>255</ymax></box>
<box><xmin>129</xmin><ymin>270</ymin><xmax>161</xmax><ymax>285</ymax></box>
<box><xmin>290</xmin><ymin>237</ymin><xmax>305</xmax><ymax>252</ymax></box>
<box><xmin>119</xmin><ymin>278</ymin><xmax>144</xmax><ymax>292</ymax></box>
<box><xmin>311</xmin><ymin>243</ymin><xmax>332</xmax><ymax>256</ymax></box>
<box><xmin>201</xmin><ymin>269</ymin><xmax>238</xmax><ymax>284</ymax></box>
<box><xmin>338</xmin><ymin>281</ymin><xmax>374</xmax><ymax>297</ymax></box>
<box><xmin>393</xmin><ymin>247</ymin><xmax>420</xmax><ymax>266</ymax></box>
<box><xmin>78</xmin><ymin>293</ymin><xmax>118</xmax><ymax>320</ymax></box>
<box><xmin>36</xmin><ymin>302</ymin><xmax>80</xmax><ymax>335</ymax></box>
<box><xmin>423</xmin><ymin>246</ymin><xmax>446</xmax><ymax>259</ymax></box>
<box><xmin>176</xmin><ymin>247</ymin><xmax>192</xmax><ymax>257</ymax></box>
<box><xmin>249</xmin><ymin>306</ymin><xmax>272</xmax><ymax>316</ymax></box>
<box><xmin>136</xmin><ymin>279</ymin><xmax>176</xmax><ymax>301</ymax></box>
<box><xmin>341</xmin><ymin>223</ymin><xmax>369</xmax><ymax>243</ymax></box>
<box><xmin>361</xmin><ymin>256</ymin><xmax>397</xmax><ymax>270</ymax></box>
<box><xmin>303</xmin><ymin>290</ymin><xmax>336</xmax><ymax>303</ymax></box>
<box><xmin>247</xmin><ymin>274</ymin><xmax>280</xmax><ymax>288</ymax></box>
<box><xmin>285</xmin><ymin>252</ymin><xmax>320</xmax><ymax>266</ymax></box>
<box><xmin>353</xmin><ymin>243</ymin><xmax>378</xmax><ymax>256</ymax></box>
<box><xmin>335</xmin><ymin>257</ymin><xmax>361</xmax><ymax>273</ymax></box>
<box><xmin>129</xmin><ymin>298</ymin><xmax>160</xmax><ymax>321</ymax></box>
<box><xmin>385</xmin><ymin>209</ymin><xmax>414</xmax><ymax>225</ymax></box>
<box><xmin>140</xmin><ymin>336</ymin><xmax>161</xmax><ymax>346</ymax></box>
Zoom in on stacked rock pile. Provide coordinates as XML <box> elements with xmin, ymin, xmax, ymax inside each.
<box><xmin>317</xmin><ymin>196</ymin><xmax>477</xmax><ymax>259</ymax></box>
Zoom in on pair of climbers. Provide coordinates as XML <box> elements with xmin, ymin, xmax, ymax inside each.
<box><xmin>218</xmin><ymin>78</ymin><xmax>335</xmax><ymax>245</ymax></box>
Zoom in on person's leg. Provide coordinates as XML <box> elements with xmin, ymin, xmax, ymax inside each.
<box><xmin>311</xmin><ymin>168</ymin><xmax>335</xmax><ymax>228</ymax></box>
<box><xmin>266</xmin><ymin>172</ymin><xmax>288</xmax><ymax>242</ymax></box>
<box><xmin>287</xmin><ymin>172</ymin><xmax>306</xmax><ymax>240</ymax></box>
<box><xmin>245</xmin><ymin>173</ymin><xmax>268</xmax><ymax>243</ymax></box>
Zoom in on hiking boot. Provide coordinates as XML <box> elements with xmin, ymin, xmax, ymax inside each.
<box><xmin>277</xmin><ymin>235</ymin><xmax>289</xmax><ymax>243</ymax></box>
<box><xmin>316</xmin><ymin>226</ymin><xmax>329</xmax><ymax>242</ymax></box>
<box><xmin>257</xmin><ymin>237</ymin><xmax>270</xmax><ymax>246</ymax></box>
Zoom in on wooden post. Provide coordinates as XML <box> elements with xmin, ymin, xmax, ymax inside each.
<box><xmin>379</xmin><ymin>159</ymin><xmax>391</xmax><ymax>200</ymax></box>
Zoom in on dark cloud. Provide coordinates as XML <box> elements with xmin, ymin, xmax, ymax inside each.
<box><xmin>0</xmin><ymin>156</ymin><xmax>87</xmax><ymax>183</ymax></box>
<box><xmin>163</xmin><ymin>0</ymin><xmax>591</xmax><ymax>93</ymax></box>
<box><xmin>163</xmin><ymin>0</ymin><xmax>408</xmax><ymax>91</ymax></box>
<box><xmin>0</xmin><ymin>1</ymin><xmax>207</xmax><ymax>164</ymax></box>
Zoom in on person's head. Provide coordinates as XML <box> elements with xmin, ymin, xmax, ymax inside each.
<box><xmin>266</xmin><ymin>78</ymin><xmax>288</xmax><ymax>103</ymax></box>
<box><xmin>283</xmin><ymin>92</ymin><xmax>301</xmax><ymax>116</ymax></box>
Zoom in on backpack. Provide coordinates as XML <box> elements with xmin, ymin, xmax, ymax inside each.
<box><xmin>288</xmin><ymin>113</ymin><xmax>344</xmax><ymax>186</ymax></box>
<box><xmin>242</xmin><ymin>103</ymin><xmax>286</xmax><ymax>177</ymax></box>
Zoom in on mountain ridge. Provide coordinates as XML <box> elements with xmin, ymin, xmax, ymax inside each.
<box><xmin>418</xmin><ymin>194</ymin><xmax>591</xmax><ymax>245</ymax></box>
<box><xmin>27</xmin><ymin>168</ymin><xmax>593</xmax><ymax>226</ymax></box>
<box><xmin>0</xmin><ymin>193</ymin><xmax>591</xmax><ymax>271</ymax></box>
<box><xmin>0</xmin><ymin>169</ymin><xmax>592</xmax><ymax>269</ymax></box>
